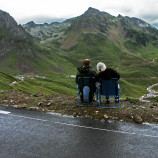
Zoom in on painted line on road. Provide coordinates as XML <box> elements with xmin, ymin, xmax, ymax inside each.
<box><xmin>1</xmin><ymin>111</ymin><xmax>158</xmax><ymax>138</ymax></box>
<box><xmin>0</xmin><ymin>110</ymin><xmax>11</xmax><ymax>114</ymax></box>
<box><xmin>51</xmin><ymin>121</ymin><xmax>158</xmax><ymax>138</ymax></box>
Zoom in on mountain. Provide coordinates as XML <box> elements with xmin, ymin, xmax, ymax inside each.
<box><xmin>23</xmin><ymin>7</ymin><xmax>158</xmax><ymax>60</ymax></box>
<box><xmin>24</xmin><ymin>7</ymin><xmax>158</xmax><ymax>49</ymax></box>
<box><xmin>23</xmin><ymin>7</ymin><xmax>158</xmax><ymax>98</ymax></box>
<box><xmin>0</xmin><ymin>10</ymin><xmax>35</xmax><ymax>56</ymax></box>
<box><xmin>63</xmin><ymin>7</ymin><xmax>158</xmax><ymax>48</ymax></box>
<box><xmin>1</xmin><ymin>8</ymin><xmax>158</xmax><ymax>98</ymax></box>
<box><xmin>23</xmin><ymin>20</ymin><xmax>71</xmax><ymax>43</ymax></box>
<box><xmin>0</xmin><ymin>10</ymin><xmax>75</xmax><ymax>75</ymax></box>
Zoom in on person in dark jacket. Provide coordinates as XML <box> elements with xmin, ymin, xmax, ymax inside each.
<box><xmin>76</xmin><ymin>59</ymin><xmax>97</xmax><ymax>83</ymax></box>
<box><xmin>76</xmin><ymin>59</ymin><xmax>97</xmax><ymax>102</ymax></box>
<box><xmin>97</xmin><ymin>62</ymin><xmax>120</xmax><ymax>103</ymax></box>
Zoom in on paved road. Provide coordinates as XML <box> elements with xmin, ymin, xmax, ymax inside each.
<box><xmin>0</xmin><ymin>105</ymin><xmax>158</xmax><ymax>158</ymax></box>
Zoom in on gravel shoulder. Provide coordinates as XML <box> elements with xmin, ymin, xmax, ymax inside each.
<box><xmin>1</xmin><ymin>90</ymin><xmax>158</xmax><ymax>124</ymax></box>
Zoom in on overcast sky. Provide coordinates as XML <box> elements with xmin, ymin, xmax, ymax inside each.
<box><xmin>0</xmin><ymin>0</ymin><xmax>158</xmax><ymax>27</ymax></box>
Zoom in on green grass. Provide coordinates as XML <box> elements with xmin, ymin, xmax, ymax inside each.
<box><xmin>13</xmin><ymin>76</ymin><xmax>77</xmax><ymax>97</ymax></box>
<box><xmin>0</xmin><ymin>69</ymin><xmax>158</xmax><ymax>100</ymax></box>
<box><xmin>60</xmin><ymin>32</ymin><xmax>158</xmax><ymax>98</ymax></box>
<box><xmin>0</xmin><ymin>80</ymin><xmax>12</xmax><ymax>90</ymax></box>
<box><xmin>151</xmin><ymin>85</ymin><xmax>158</xmax><ymax>91</ymax></box>
<box><xmin>1</xmin><ymin>31</ymin><xmax>158</xmax><ymax>99</ymax></box>
<box><xmin>0</xmin><ymin>72</ymin><xmax>16</xmax><ymax>90</ymax></box>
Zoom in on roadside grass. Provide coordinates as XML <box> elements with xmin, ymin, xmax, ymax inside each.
<box><xmin>123</xmin><ymin>97</ymin><xmax>140</xmax><ymax>104</ymax></box>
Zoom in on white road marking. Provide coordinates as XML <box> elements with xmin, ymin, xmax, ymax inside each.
<box><xmin>0</xmin><ymin>110</ymin><xmax>11</xmax><ymax>114</ymax></box>
<box><xmin>47</xmin><ymin>112</ymin><xmax>74</xmax><ymax>118</ymax></box>
<box><xmin>6</xmin><ymin>113</ymin><xmax>158</xmax><ymax>138</ymax></box>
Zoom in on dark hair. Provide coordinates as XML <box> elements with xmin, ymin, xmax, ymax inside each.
<box><xmin>83</xmin><ymin>59</ymin><xmax>91</xmax><ymax>66</ymax></box>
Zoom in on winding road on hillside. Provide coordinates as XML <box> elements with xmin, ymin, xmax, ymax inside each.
<box><xmin>0</xmin><ymin>105</ymin><xmax>158</xmax><ymax>158</ymax></box>
<box><xmin>140</xmin><ymin>83</ymin><xmax>158</xmax><ymax>102</ymax></box>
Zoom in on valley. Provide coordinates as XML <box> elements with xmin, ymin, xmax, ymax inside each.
<box><xmin>1</xmin><ymin>7</ymin><xmax>158</xmax><ymax>99</ymax></box>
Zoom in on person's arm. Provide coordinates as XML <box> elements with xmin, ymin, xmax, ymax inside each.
<box><xmin>76</xmin><ymin>70</ymin><xmax>82</xmax><ymax>84</ymax></box>
<box><xmin>112</xmin><ymin>69</ymin><xmax>120</xmax><ymax>80</ymax></box>
<box><xmin>94</xmin><ymin>71</ymin><xmax>97</xmax><ymax>77</ymax></box>
<box><xmin>96</xmin><ymin>72</ymin><xmax>101</xmax><ymax>82</ymax></box>
<box><xmin>114</xmin><ymin>70</ymin><xmax>120</xmax><ymax>80</ymax></box>
<box><xmin>76</xmin><ymin>72</ymin><xmax>79</xmax><ymax>84</ymax></box>
<box><xmin>90</xmin><ymin>68</ymin><xmax>97</xmax><ymax>77</ymax></box>
<box><xmin>117</xmin><ymin>72</ymin><xmax>120</xmax><ymax>80</ymax></box>
<box><xmin>91</xmin><ymin>69</ymin><xmax>97</xmax><ymax>81</ymax></box>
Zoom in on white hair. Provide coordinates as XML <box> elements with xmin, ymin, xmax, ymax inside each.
<box><xmin>97</xmin><ymin>62</ymin><xmax>106</xmax><ymax>71</ymax></box>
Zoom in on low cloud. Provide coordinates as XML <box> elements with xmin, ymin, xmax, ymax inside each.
<box><xmin>18</xmin><ymin>16</ymin><xmax>66</xmax><ymax>24</ymax></box>
<box><xmin>91</xmin><ymin>0</ymin><xmax>158</xmax><ymax>27</ymax></box>
<box><xmin>1</xmin><ymin>0</ymin><xmax>158</xmax><ymax>27</ymax></box>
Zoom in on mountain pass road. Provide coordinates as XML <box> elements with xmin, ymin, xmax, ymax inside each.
<box><xmin>0</xmin><ymin>105</ymin><xmax>158</xmax><ymax>158</ymax></box>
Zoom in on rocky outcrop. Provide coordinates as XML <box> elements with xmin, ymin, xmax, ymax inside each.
<box><xmin>24</xmin><ymin>21</ymin><xmax>37</xmax><ymax>28</ymax></box>
<box><xmin>23</xmin><ymin>20</ymin><xmax>70</xmax><ymax>41</ymax></box>
<box><xmin>66</xmin><ymin>7</ymin><xmax>114</xmax><ymax>33</ymax></box>
<box><xmin>0</xmin><ymin>10</ymin><xmax>35</xmax><ymax>56</ymax></box>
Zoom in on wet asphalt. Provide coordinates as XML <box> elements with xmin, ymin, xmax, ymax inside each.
<box><xmin>0</xmin><ymin>105</ymin><xmax>158</xmax><ymax>158</ymax></box>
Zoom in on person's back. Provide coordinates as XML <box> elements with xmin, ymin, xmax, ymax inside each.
<box><xmin>76</xmin><ymin>59</ymin><xmax>97</xmax><ymax>83</ymax></box>
<box><xmin>76</xmin><ymin>59</ymin><xmax>97</xmax><ymax>103</ymax></box>
<box><xmin>97</xmin><ymin>67</ymin><xmax>120</xmax><ymax>81</ymax></box>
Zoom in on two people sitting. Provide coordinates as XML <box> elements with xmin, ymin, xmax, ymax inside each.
<box><xmin>76</xmin><ymin>59</ymin><xmax>120</xmax><ymax>103</ymax></box>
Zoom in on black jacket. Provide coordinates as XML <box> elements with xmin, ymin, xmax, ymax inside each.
<box><xmin>97</xmin><ymin>68</ymin><xmax>120</xmax><ymax>81</ymax></box>
<box><xmin>76</xmin><ymin>65</ymin><xmax>97</xmax><ymax>83</ymax></box>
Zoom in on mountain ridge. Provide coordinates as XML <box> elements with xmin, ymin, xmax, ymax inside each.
<box><xmin>23</xmin><ymin>7</ymin><xmax>158</xmax><ymax>50</ymax></box>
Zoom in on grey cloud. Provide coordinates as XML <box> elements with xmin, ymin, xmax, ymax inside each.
<box><xmin>140</xmin><ymin>14</ymin><xmax>158</xmax><ymax>22</ymax></box>
<box><xmin>103</xmin><ymin>0</ymin><xmax>158</xmax><ymax>27</ymax></box>
<box><xmin>18</xmin><ymin>16</ymin><xmax>66</xmax><ymax>24</ymax></box>
<box><xmin>112</xmin><ymin>4</ymin><xmax>158</xmax><ymax>28</ymax></box>
<box><xmin>136</xmin><ymin>13</ymin><xmax>158</xmax><ymax>28</ymax></box>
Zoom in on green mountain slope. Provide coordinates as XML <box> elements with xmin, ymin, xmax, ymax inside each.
<box><xmin>0</xmin><ymin>71</ymin><xmax>16</xmax><ymax>90</ymax></box>
<box><xmin>32</xmin><ymin>7</ymin><xmax>158</xmax><ymax>98</ymax></box>
<box><xmin>1</xmin><ymin>8</ymin><xmax>158</xmax><ymax>98</ymax></box>
<box><xmin>0</xmin><ymin>10</ymin><xmax>76</xmax><ymax>75</ymax></box>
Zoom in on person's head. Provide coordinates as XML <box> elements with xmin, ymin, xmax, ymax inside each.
<box><xmin>97</xmin><ymin>62</ymin><xmax>106</xmax><ymax>72</ymax></box>
<box><xmin>83</xmin><ymin>59</ymin><xmax>91</xmax><ymax>66</ymax></box>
